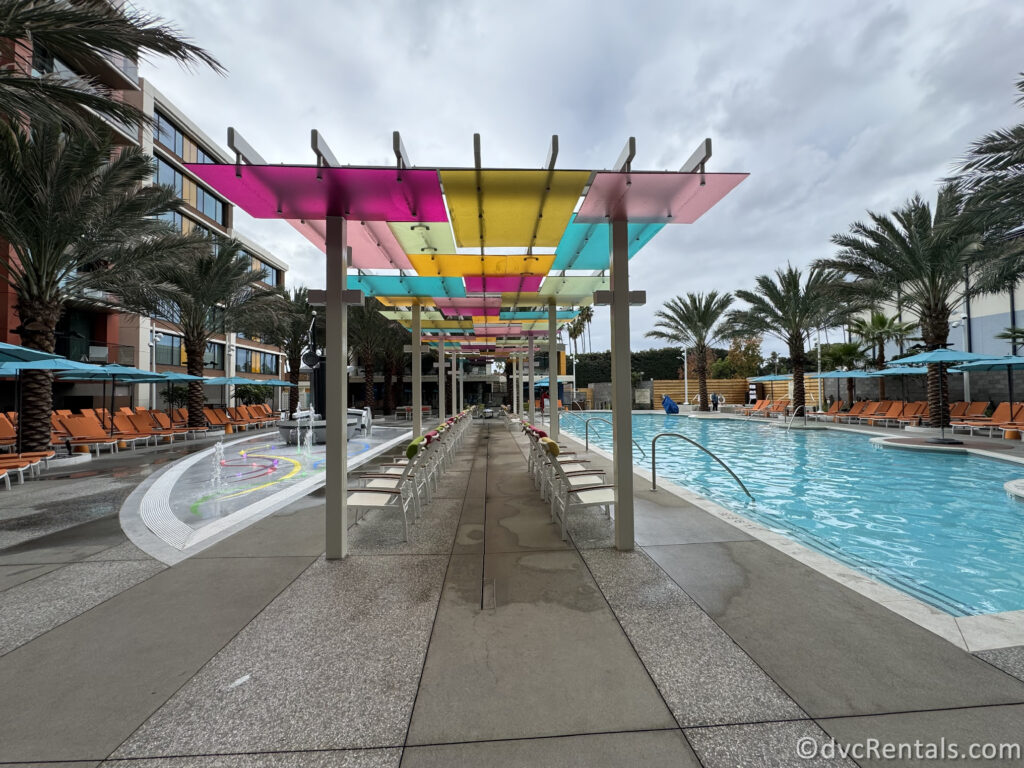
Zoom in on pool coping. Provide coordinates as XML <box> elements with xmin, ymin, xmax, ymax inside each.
<box><xmin>556</xmin><ymin>415</ymin><xmax>1024</xmax><ymax>653</ymax></box>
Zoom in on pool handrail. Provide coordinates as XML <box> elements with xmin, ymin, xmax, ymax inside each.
<box><xmin>650</xmin><ymin>432</ymin><xmax>754</xmax><ymax>500</ymax></box>
<box><xmin>562</xmin><ymin>412</ymin><xmax>647</xmax><ymax>459</ymax></box>
<box><xmin>786</xmin><ymin>404</ymin><xmax>808</xmax><ymax>430</ymax></box>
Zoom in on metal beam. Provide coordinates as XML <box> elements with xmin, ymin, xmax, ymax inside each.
<box><xmin>679</xmin><ymin>137</ymin><xmax>712</xmax><ymax>173</ymax></box>
<box><xmin>325</xmin><ymin>218</ymin><xmax>348</xmax><ymax>560</ymax></box>
<box><xmin>528</xmin><ymin>337</ymin><xmax>536</xmax><ymax>424</ymax></box>
<box><xmin>609</xmin><ymin>218</ymin><xmax>634</xmax><ymax>551</ymax></box>
<box><xmin>438</xmin><ymin>333</ymin><xmax>446</xmax><ymax>422</ymax></box>
<box><xmin>451</xmin><ymin>347</ymin><xmax>457</xmax><ymax>416</ymax></box>
<box><xmin>613</xmin><ymin>137</ymin><xmax>636</xmax><ymax>172</ymax></box>
<box><xmin>394</xmin><ymin>130</ymin><xmax>412</xmax><ymax>169</ymax></box>
<box><xmin>412</xmin><ymin>301</ymin><xmax>423</xmax><ymax>438</ymax></box>
<box><xmin>227</xmin><ymin>127</ymin><xmax>266</xmax><ymax>166</ymax></box>
<box><xmin>311</xmin><ymin>129</ymin><xmax>341</xmax><ymax>168</ymax></box>
<box><xmin>545</xmin><ymin>134</ymin><xmax>559</xmax><ymax>170</ymax></box>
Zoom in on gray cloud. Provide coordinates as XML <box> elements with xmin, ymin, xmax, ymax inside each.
<box><xmin>139</xmin><ymin>0</ymin><xmax>1024</xmax><ymax>355</ymax></box>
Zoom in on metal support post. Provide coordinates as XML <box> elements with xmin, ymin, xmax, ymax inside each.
<box><xmin>548</xmin><ymin>301</ymin><xmax>560</xmax><ymax>440</ymax></box>
<box><xmin>412</xmin><ymin>301</ymin><xmax>422</xmax><ymax>437</ymax></box>
<box><xmin>325</xmin><ymin>217</ymin><xmax>348</xmax><ymax>560</ymax></box>
<box><xmin>459</xmin><ymin>357</ymin><xmax>465</xmax><ymax>411</ymax></box>
<box><xmin>438</xmin><ymin>334</ymin><xmax>446</xmax><ymax>423</ymax></box>
<box><xmin>528</xmin><ymin>337</ymin><xmax>536</xmax><ymax>423</ymax></box>
<box><xmin>451</xmin><ymin>348</ymin><xmax>457</xmax><ymax>415</ymax></box>
<box><xmin>609</xmin><ymin>218</ymin><xmax>635</xmax><ymax>551</ymax></box>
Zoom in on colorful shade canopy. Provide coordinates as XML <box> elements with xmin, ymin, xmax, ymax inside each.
<box><xmin>186</xmin><ymin>157</ymin><xmax>748</xmax><ymax>358</ymax></box>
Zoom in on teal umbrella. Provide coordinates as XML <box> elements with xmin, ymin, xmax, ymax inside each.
<box><xmin>57</xmin><ymin>364</ymin><xmax>174</xmax><ymax>436</ymax></box>
<box><xmin>260</xmin><ymin>379</ymin><xmax>297</xmax><ymax>387</ymax></box>
<box><xmin>202</xmin><ymin>375</ymin><xmax>263</xmax><ymax>386</ymax></box>
<box><xmin>0</xmin><ymin>341</ymin><xmax>61</xmax><ymax>364</ymax></box>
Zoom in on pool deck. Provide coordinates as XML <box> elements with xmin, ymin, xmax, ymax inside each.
<box><xmin>1</xmin><ymin>420</ymin><xmax>1024</xmax><ymax>766</ymax></box>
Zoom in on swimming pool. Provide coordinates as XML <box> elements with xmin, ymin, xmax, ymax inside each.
<box><xmin>559</xmin><ymin>413</ymin><xmax>1024</xmax><ymax>616</ymax></box>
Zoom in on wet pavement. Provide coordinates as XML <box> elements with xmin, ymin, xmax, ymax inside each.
<box><xmin>1</xmin><ymin>420</ymin><xmax>1023</xmax><ymax>766</ymax></box>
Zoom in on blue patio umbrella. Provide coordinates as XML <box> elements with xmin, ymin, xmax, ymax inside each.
<box><xmin>202</xmin><ymin>375</ymin><xmax>263</xmax><ymax>386</ymax></box>
<box><xmin>57</xmin><ymin>364</ymin><xmax>174</xmax><ymax>436</ymax></box>
<box><xmin>260</xmin><ymin>379</ymin><xmax>298</xmax><ymax>387</ymax></box>
<box><xmin>0</xmin><ymin>358</ymin><xmax>101</xmax><ymax>453</ymax></box>
<box><xmin>0</xmin><ymin>341</ymin><xmax>60</xmax><ymax>364</ymax></box>
<box><xmin>952</xmin><ymin>356</ymin><xmax>1024</xmax><ymax>416</ymax></box>
<box><xmin>887</xmin><ymin>350</ymin><xmax>999</xmax><ymax>443</ymax></box>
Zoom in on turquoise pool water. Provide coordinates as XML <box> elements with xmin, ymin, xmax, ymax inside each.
<box><xmin>559</xmin><ymin>413</ymin><xmax>1024</xmax><ymax>616</ymax></box>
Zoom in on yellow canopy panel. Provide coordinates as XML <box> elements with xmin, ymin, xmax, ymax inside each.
<box><xmin>374</xmin><ymin>296</ymin><xmax>438</xmax><ymax>308</ymax></box>
<box><xmin>388</xmin><ymin>221</ymin><xmax>457</xmax><ymax>255</ymax></box>
<box><xmin>407</xmin><ymin>253</ymin><xmax>555</xmax><ymax>277</ymax></box>
<box><xmin>441</xmin><ymin>169</ymin><xmax>591</xmax><ymax>248</ymax></box>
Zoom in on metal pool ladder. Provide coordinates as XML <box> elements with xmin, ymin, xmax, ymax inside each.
<box><xmin>650</xmin><ymin>432</ymin><xmax>754</xmax><ymax>499</ymax></box>
<box><xmin>561</xmin><ymin>412</ymin><xmax>647</xmax><ymax>458</ymax></box>
<box><xmin>786</xmin><ymin>405</ymin><xmax>808</xmax><ymax>430</ymax></box>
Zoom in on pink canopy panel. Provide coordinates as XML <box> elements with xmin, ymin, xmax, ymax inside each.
<box><xmin>575</xmin><ymin>172</ymin><xmax>748</xmax><ymax>224</ymax></box>
<box><xmin>183</xmin><ymin>164</ymin><xmax>449</xmax><ymax>222</ymax></box>
<box><xmin>475</xmin><ymin>324</ymin><xmax>523</xmax><ymax>335</ymax></box>
<box><xmin>285</xmin><ymin>218</ymin><xmax>413</xmax><ymax>270</ymax></box>
<box><xmin>435</xmin><ymin>297</ymin><xmax>501</xmax><ymax>317</ymax></box>
<box><xmin>464</xmin><ymin>275</ymin><xmax>544</xmax><ymax>294</ymax></box>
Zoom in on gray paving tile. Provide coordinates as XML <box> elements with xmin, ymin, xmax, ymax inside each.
<box><xmin>114</xmin><ymin>555</ymin><xmax>447</xmax><ymax>757</ymax></box>
<box><xmin>83</xmin><ymin>540</ymin><xmax>154</xmax><ymax>561</ymax></box>
<box><xmin>406</xmin><ymin>551</ymin><xmax>676</xmax><ymax>745</ymax></box>
<box><xmin>818</xmin><ymin>704</ymin><xmax>1024</xmax><ymax>767</ymax></box>
<box><xmin>401</xmin><ymin>730</ymin><xmax>699</xmax><ymax>767</ymax></box>
<box><xmin>194</xmin><ymin>504</ymin><xmax>325</xmax><ymax>558</ymax></box>
<box><xmin>101</xmin><ymin>750</ymin><xmax>401</xmax><ymax>767</ymax></box>
<box><xmin>0</xmin><ymin>562</ymin><xmax>61</xmax><ymax>592</ymax></box>
<box><xmin>0</xmin><ymin>559</ymin><xmax>165</xmax><ymax>655</ymax></box>
<box><xmin>484</xmin><ymin>496</ymin><xmax>570</xmax><ymax>552</ymax></box>
<box><xmin>0</xmin><ymin>554</ymin><xmax>316</xmax><ymax>763</ymax></box>
<box><xmin>976</xmin><ymin>645</ymin><xmax>1024</xmax><ymax>683</ymax></box>
<box><xmin>648</xmin><ymin>541</ymin><xmax>1024</xmax><ymax>717</ymax></box>
<box><xmin>635</xmin><ymin>498</ymin><xmax>752</xmax><ymax>547</ymax></box>
<box><xmin>348</xmin><ymin>497</ymin><xmax>462</xmax><ymax>555</ymax></box>
<box><xmin>0</xmin><ymin>513</ymin><xmax>127</xmax><ymax>564</ymax></box>
<box><xmin>685</xmin><ymin>720</ymin><xmax>857</xmax><ymax>768</ymax></box>
<box><xmin>583</xmin><ymin>548</ymin><xmax>805</xmax><ymax>726</ymax></box>
<box><xmin>6</xmin><ymin>763</ymin><xmax>98</xmax><ymax>768</ymax></box>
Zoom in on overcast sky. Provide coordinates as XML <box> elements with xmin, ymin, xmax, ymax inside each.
<box><xmin>138</xmin><ymin>0</ymin><xmax>1024</xmax><ymax>355</ymax></box>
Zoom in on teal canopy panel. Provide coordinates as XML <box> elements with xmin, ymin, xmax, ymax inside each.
<box><xmin>552</xmin><ymin>215</ymin><xmax>665</xmax><ymax>271</ymax></box>
<box><xmin>347</xmin><ymin>275</ymin><xmax>467</xmax><ymax>299</ymax></box>
<box><xmin>499</xmin><ymin>311</ymin><xmax>577</xmax><ymax>320</ymax></box>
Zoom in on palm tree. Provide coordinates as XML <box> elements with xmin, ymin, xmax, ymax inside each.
<box><xmin>261</xmin><ymin>287</ymin><xmax>317</xmax><ymax>417</ymax></box>
<box><xmin>646</xmin><ymin>291</ymin><xmax>733</xmax><ymax>411</ymax></box>
<box><xmin>347</xmin><ymin>298</ymin><xmax>390</xmax><ymax>412</ymax></box>
<box><xmin>818</xmin><ymin>185</ymin><xmax>983</xmax><ymax>427</ymax></box>
<box><xmin>577</xmin><ymin>305</ymin><xmax>594</xmax><ymax>352</ymax></box>
<box><xmin>378</xmin><ymin>321</ymin><xmax>407</xmax><ymax>415</ymax></box>
<box><xmin>567</xmin><ymin>315</ymin><xmax>584</xmax><ymax>361</ymax></box>
<box><xmin>0</xmin><ymin>0</ymin><xmax>222</xmax><ymax>136</ymax></box>
<box><xmin>954</xmin><ymin>74</ymin><xmax>1024</xmax><ymax>235</ymax></box>
<box><xmin>849</xmin><ymin>311</ymin><xmax>917</xmax><ymax>398</ymax></box>
<box><xmin>727</xmin><ymin>265</ymin><xmax>853</xmax><ymax>414</ymax></box>
<box><xmin>0</xmin><ymin>121</ymin><xmax>204</xmax><ymax>450</ymax></box>
<box><xmin>819</xmin><ymin>341</ymin><xmax>869</xmax><ymax>405</ymax></box>
<box><xmin>114</xmin><ymin>239</ymin><xmax>287</xmax><ymax>428</ymax></box>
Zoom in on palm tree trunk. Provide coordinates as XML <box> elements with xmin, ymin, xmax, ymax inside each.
<box><xmin>14</xmin><ymin>300</ymin><xmax>60</xmax><ymax>452</ymax></box>
<box><xmin>363</xmin><ymin>361</ymin><xmax>375</xmax><ymax>412</ymax></box>
<box><xmin>287</xmin><ymin>353</ymin><xmax>301</xmax><ymax>416</ymax></box>
<box><xmin>876</xmin><ymin>346</ymin><xmax>886</xmax><ymax>400</ymax></box>
<box><xmin>184</xmin><ymin>336</ymin><xmax>207</xmax><ymax>428</ymax></box>
<box><xmin>790</xmin><ymin>340</ymin><xmax>806</xmax><ymax>413</ymax></box>
<box><xmin>696</xmin><ymin>345</ymin><xmax>710</xmax><ymax>411</ymax></box>
<box><xmin>926</xmin><ymin>363</ymin><xmax>949</xmax><ymax>428</ymax></box>
<box><xmin>383</xmin><ymin>365</ymin><xmax>394</xmax><ymax>415</ymax></box>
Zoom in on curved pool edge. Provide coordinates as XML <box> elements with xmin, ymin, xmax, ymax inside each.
<box><xmin>555</xmin><ymin>425</ymin><xmax>1024</xmax><ymax>653</ymax></box>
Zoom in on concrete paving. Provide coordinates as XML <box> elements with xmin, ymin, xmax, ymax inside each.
<box><xmin>1</xmin><ymin>418</ymin><xmax>1023</xmax><ymax>766</ymax></box>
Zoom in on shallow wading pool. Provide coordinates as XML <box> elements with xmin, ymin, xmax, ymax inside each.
<box><xmin>559</xmin><ymin>412</ymin><xmax>1024</xmax><ymax>616</ymax></box>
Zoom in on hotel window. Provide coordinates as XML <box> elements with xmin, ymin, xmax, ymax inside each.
<box><xmin>260</xmin><ymin>353</ymin><xmax>279</xmax><ymax>374</ymax></box>
<box><xmin>204</xmin><ymin>342</ymin><xmax>225</xmax><ymax>370</ymax></box>
<box><xmin>154</xmin><ymin>334</ymin><xmax>182</xmax><ymax>366</ymax></box>
<box><xmin>154</xmin><ymin>300</ymin><xmax>181</xmax><ymax>324</ymax></box>
<box><xmin>154</xmin><ymin>110</ymin><xmax>185</xmax><ymax>157</ymax></box>
<box><xmin>154</xmin><ymin>157</ymin><xmax>182</xmax><ymax>196</ymax></box>
<box><xmin>236</xmin><ymin>347</ymin><xmax>255</xmax><ymax>373</ymax></box>
<box><xmin>156</xmin><ymin>210</ymin><xmax>182</xmax><ymax>231</ymax></box>
<box><xmin>195</xmin><ymin>186</ymin><xmax>224</xmax><ymax>224</ymax></box>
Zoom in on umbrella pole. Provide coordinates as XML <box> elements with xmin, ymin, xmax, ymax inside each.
<box><xmin>1009</xmin><ymin>366</ymin><xmax>1015</xmax><ymax>420</ymax></box>
<box><xmin>16</xmin><ymin>370</ymin><xmax>22</xmax><ymax>455</ymax></box>
<box><xmin>109</xmin><ymin>376</ymin><xmax>116</xmax><ymax>437</ymax></box>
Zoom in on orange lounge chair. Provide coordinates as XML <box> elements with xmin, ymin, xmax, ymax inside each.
<box><xmin>56</xmin><ymin>415</ymin><xmax>119</xmax><ymax>456</ymax></box>
<box><xmin>960</xmin><ymin>403</ymin><xmax>1024</xmax><ymax>437</ymax></box>
<box><xmin>895</xmin><ymin>402</ymin><xmax>929</xmax><ymax>427</ymax></box>
<box><xmin>952</xmin><ymin>402</ymin><xmax>1012</xmax><ymax>433</ymax></box>
<box><xmin>0</xmin><ymin>455</ymin><xmax>44</xmax><ymax>483</ymax></box>
<box><xmin>764</xmin><ymin>399</ymin><xmax>791</xmax><ymax>418</ymax></box>
<box><xmin>810</xmin><ymin>400</ymin><xmax>843</xmax><ymax>421</ymax></box>
<box><xmin>864</xmin><ymin>401</ymin><xmax>907</xmax><ymax>426</ymax></box>
<box><xmin>834</xmin><ymin>401</ymin><xmax>871</xmax><ymax>423</ymax></box>
<box><xmin>853</xmin><ymin>401</ymin><xmax>892</xmax><ymax>423</ymax></box>
<box><xmin>741</xmin><ymin>399</ymin><xmax>768</xmax><ymax>416</ymax></box>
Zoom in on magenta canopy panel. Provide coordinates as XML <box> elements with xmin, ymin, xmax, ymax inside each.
<box><xmin>435</xmin><ymin>297</ymin><xmax>501</xmax><ymax>317</ymax></box>
<box><xmin>286</xmin><ymin>217</ymin><xmax>413</xmax><ymax>270</ymax></box>
<box><xmin>575</xmin><ymin>172</ymin><xmax>748</xmax><ymax>224</ymax></box>
<box><xmin>464</xmin><ymin>275</ymin><xmax>544</xmax><ymax>294</ymax></box>
<box><xmin>183</xmin><ymin>164</ymin><xmax>448</xmax><ymax>222</ymax></box>
<box><xmin>474</xmin><ymin>324</ymin><xmax>523</xmax><ymax>334</ymax></box>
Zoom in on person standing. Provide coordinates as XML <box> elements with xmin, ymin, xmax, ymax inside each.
<box><xmin>711</xmin><ymin>392</ymin><xmax>719</xmax><ymax>412</ymax></box>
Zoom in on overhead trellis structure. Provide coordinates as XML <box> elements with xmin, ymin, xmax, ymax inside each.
<box><xmin>186</xmin><ymin>130</ymin><xmax>747</xmax><ymax>559</ymax></box>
